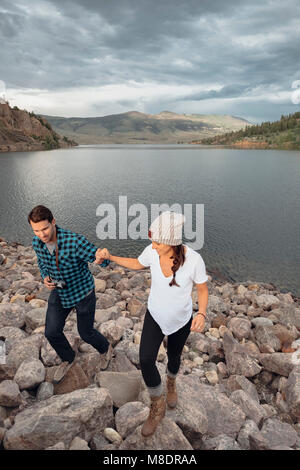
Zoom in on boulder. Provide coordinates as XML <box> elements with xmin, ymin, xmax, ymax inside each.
<box><xmin>14</xmin><ymin>358</ymin><xmax>45</xmax><ymax>390</ymax></box>
<box><xmin>115</xmin><ymin>402</ymin><xmax>149</xmax><ymax>438</ymax></box>
<box><xmin>3</xmin><ymin>388</ymin><xmax>114</xmax><ymax>450</ymax></box>
<box><xmin>223</xmin><ymin>331</ymin><xmax>262</xmax><ymax>377</ymax></box>
<box><xmin>95</xmin><ymin>370</ymin><xmax>144</xmax><ymax>408</ymax></box>
<box><xmin>119</xmin><ymin>417</ymin><xmax>193</xmax><ymax>450</ymax></box>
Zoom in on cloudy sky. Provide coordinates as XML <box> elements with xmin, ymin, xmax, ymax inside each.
<box><xmin>1</xmin><ymin>0</ymin><xmax>300</xmax><ymax>123</ymax></box>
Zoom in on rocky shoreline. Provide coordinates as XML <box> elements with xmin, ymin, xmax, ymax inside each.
<box><xmin>0</xmin><ymin>237</ymin><xmax>300</xmax><ymax>450</ymax></box>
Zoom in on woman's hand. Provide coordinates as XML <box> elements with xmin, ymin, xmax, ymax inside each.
<box><xmin>190</xmin><ymin>313</ymin><xmax>206</xmax><ymax>333</ymax></box>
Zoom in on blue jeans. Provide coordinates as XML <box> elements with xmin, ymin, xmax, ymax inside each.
<box><xmin>45</xmin><ymin>288</ymin><xmax>109</xmax><ymax>363</ymax></box>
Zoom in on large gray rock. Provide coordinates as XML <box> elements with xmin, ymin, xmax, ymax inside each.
<box><xmin>14</xmin><ymin>358</ymin><xmax>45</xmax><ymax>390</ymax></box>
<box><xmin>0</xmin><ymin>304</ymin><xmax>26</xmax><ymax>329</ymax></box>
<box><xmin>223</xmin><ymin>331</ymin><xmax>262</xmax><ymax>377</ymax></box>
<box><xmin>227</xmin><ymin>317</ymin><xmax>252</xmax><ymax>341</ymax></box>
<box><xmin>115</xmin><ymin>402</ymin><xmax>149</xmax><ymax>438</ymax></box>
<box><xmin>260</xmin><ymin>417</ymin><xmax>298</xmax><ymax>449</ymax></box>
<box><xmin>202</xmin><ymin>434</ymin><xmax>241</xmax><ymax>450</ymax></box>
<box><xmin>237</xmin><ymin>419</ymin><xmax>260</xmax><ymax>450</ymax></box>
<box><xmin>270</xmin><ymin>307</ymin><xmax>300</xmax><ymax>330</ymax></box>
<box><xmin>284</xmin><ymin>365</ymin><xmax>300</xmax><ymax>419</ymax></box>
<box><xmin>224</xmin><ymin>375</ymin><xmax>260</xmax><ymax>403</ymax></box>
<box><xmin>254</xmin><ymin>325</ymin><xmax>281</xmax><ymax>353</ymax></box>
<box><xmin>207</xmin><ymin>295</ymin><xmax>230</xmax><ymax>314</ymax></box>
<box><xmin>6</xmin><ymin>334</ymin><xmax>43</xmax><ymax>371</ymax></box>
<box><xmin>139</xmin><ymin>374</ymin><xmax>208</xmax><ymax>447</ymax></box>
<box><xmin>127</xmin><ymin>298</ymin><xmax>146</xmax><ymax>317</ymax></box>
<box><xmin>0</xmin><ymin>380</ymin><xmax>22</xmax><ymax>407</ymax></box>
<box><xmin>255</xmin><ymin>295</ymin><xmax>280</xmax><ymax>310</ymax></box>
<box><xmin>119</xmin><ymin>417</ymin><xmax>193</xmax><ymax>450</ymax></box>
<box><xmin>94</xmin><ymin>279</ymin><xmax>107</xmax><ymax>293</ymax></box>
<box><xmin>0</xmin><ymin>365</ymin><xmax>15</xmax><ymax>381</ymax></box>
<box><xmin>128</xmin><ymin>273</ymin><xmax>147</xmax><ymax>289</ymax></box>
<box><xmin>24</xmin><ymin>308</ymin><xmax>47</xmax><ymax>330</ymax></box>
<box><xmin>230</xmin><ymin>390</ymin><xmax>267</xmax><ymax>426</ymax></box>
<box><xmin>36</xmin><ymin>382</ymin><xmax>54</xmax><ymax>401</ymax></box>
<box><xmin>96</xmin><ymin>293</ymin><xmax>115</xmax><ymax>309</ymax></box>
<box><xmin>3</xmin><ymin>388</ymin><xmax>114</xmax><ymax>450</ymax></box>
<box><xmin>95</xmin><ymin>370</ymin><xmax>145</xmax><ymax>407</ymax></box>
<box><xmin>157</xmin><ymin>375</ymin><xmax>244</xmax><ymax>440</ymax></box>
<box><xmin>95</xmin><ymin>306</ymin><xmax>121</xmax><ymax>324</ymax></box>
<box><xmin>98</xmin><ymin>320</ymin><xmax>124</xmax><ymax>346</ymax></box>
<box><xmin>69</xmin><ymin>436</ymin><xmax>90</xmax><ymax>450</ymax></box>
<box><xmin>0</xmin><ymin>327</ymin><xmax>27</xmax><ymax>354</ymax></box>
<box><xmin>259</xmin><ymin>353</ymin><xmax>296</xmax><ymax>377</ymax></box>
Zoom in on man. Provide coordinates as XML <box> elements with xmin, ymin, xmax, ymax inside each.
<box><xmin>28</xmin><ymin>205</ymin><xmax>113</xmax><ymax>384</ymax></box>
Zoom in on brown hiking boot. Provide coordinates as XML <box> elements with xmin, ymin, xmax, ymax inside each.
<box><xmin>141</xmin><ymin>394</ymin><xmax>166</xmax><ymax>437</ymax></box>
<box><xmin>166</xmin><ymin>376</ymin><xmax>177</xmax><ymax>408</ymax></box>
<box><xmin>100</xmin><ymin>343</ymin><xmax>114</xmax><ymax>371</ymax></box>
<box><xmin>53</xmin><ymin>354</ymin><xmax>77</xmax><ymax>384</ymax></box>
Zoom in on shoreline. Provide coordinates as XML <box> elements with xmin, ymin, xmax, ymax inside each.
<box><xmin>1</xmin><ymin>236</ymin><xmax>299</xmax><ymax>302</ymax></box>
<box><xmin>0</xmin><ymin>237</ymin><xmax>300</xmax><ymax>450</ymax></box>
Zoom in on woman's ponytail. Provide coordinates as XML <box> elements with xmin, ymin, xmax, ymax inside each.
<box><xmin>169</xmin><ymin>244</ymin><xmax>186</xmax><ymax>287</ymax></box>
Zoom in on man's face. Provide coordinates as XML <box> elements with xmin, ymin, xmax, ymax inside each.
<box><xmin>30</xmin><ymin>219</ymin><xmax>56</xmax><ymax>243</ymax></box>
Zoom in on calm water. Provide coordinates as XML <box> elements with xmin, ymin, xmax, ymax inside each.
<box><xmin>0</xmin><ymin>144</ymin><xmax>300</xmax><ymax>296</ymax></box>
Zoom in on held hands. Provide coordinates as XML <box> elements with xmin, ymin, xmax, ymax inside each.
<box><xmin>95</xmin><ymin>248</ymin><xmax>111</xmax><ymax>265</ymax></box>
<box><xmin>190</xmin><ymin>313</ymin><xmax>206</xmax><ymax>333</ymax></box>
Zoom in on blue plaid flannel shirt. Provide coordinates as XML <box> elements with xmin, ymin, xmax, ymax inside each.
<box><xmin>32</xmin><ymin>225</ymin><xmax>99</xmax><ymax>308</ymax></box>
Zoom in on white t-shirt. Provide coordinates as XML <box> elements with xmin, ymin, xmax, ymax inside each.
<box><xmin>138</xmin><ymin>243</ymin><xmax>208</xmax><ymax>335</ymax></box>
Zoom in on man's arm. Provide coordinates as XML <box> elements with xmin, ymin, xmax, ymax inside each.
<box><xmin>77</xmin><ymin>234</ymin><xmax>99</xmax><ymax>262</ymax></box>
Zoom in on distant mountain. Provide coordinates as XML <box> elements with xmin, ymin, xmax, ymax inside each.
<box><xmin>0</xmin><ymin>102</ymin><xmax>77</xmax><ymax>153</ymax></box>
<box><xmin>196</xmin><ymin>111</ymin><xmax>300</xmax><ymax>150</ymax></box>
<box><xmin>40</xmin><ymin>110</ymin><xmax>251</xmax><ymax>144</ymax></box>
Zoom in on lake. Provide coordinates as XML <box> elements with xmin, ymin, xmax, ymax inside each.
<box><xmin>0</xmin><ymin>144</ymin><xmax>300</xmax><ymax>296</ymax></box>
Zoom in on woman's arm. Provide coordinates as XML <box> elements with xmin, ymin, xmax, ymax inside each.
<box><xmin>191</xmin><ymin>282</ymin><xmax>209</xmax><ymax>332</ymax></box>
<box><xmin>95</xmin><ymin>248</ymin><xmax>146</xmax><ymax>271</ymax></box>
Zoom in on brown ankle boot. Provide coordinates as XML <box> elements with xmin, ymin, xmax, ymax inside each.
<box><xmin>166</xmin><ymin>376</ymin><xmax>177</xmax><ymax>408</ymax></box>
<box><xmin>141</xmin><ymin>394</ymin><xmax>166</xmax><ymax>437</ymax></box>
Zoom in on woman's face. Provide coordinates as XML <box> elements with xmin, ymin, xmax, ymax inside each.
<box><xmin>151</xmin><ymin>241</ymin><xmax>173</xmax><ymax>257</ymax></box>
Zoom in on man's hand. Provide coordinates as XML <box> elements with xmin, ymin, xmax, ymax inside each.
<box><xmin>190</xmin><ymin>313</ymin><xmax>205</xmax><ymax>333</ymax></box>
<box><xmin>95</xmin><ymin>248</ymin><xmax>111</xmax><ymax>264</ymax></box>
<box><xmin>44</xmin><ymin>276</ymin><xmax>56</xmax><ymax>291</ymax></box>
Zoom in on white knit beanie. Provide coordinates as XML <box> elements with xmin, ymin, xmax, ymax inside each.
<box><xmin>149</xmin><ymin>211</ymin><xmax>186</xmax><ymax>245</ymax></box>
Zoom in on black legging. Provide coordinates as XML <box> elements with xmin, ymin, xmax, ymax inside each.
<box><xmin>139</xmin><ymin>308</ymin><xmax>193</xmax><ymax>388</ymax></box>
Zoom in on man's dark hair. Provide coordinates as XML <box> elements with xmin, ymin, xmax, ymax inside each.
<box><xmin>28</xmin><ymin>205</ymin><xmax>54</xmax><ymax>224</ymax></box>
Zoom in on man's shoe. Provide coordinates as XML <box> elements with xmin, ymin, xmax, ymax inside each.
<box><xmin>141</xmin><ymin>394</ymin><xmax>166</xmax><ymax>437</ymax></box>
<box><xmin>166</xmin><ymin>376</ymin><xmax>177</xmax><ymax>408</ymax></box>
<box><xmin>100</xmin><ymin>343</ymin><xmax>114</xmax><ymax>371</ymax></box>
<box><xmin>53</xmin><ymin>353</ymin><xmax>77</xmax><ymax>384</ymax></box>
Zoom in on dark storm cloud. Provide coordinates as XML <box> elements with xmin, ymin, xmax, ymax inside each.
<box><xmin>0</xmin><ymin>0</ymin><xmax>299</xmax><ymax>121</ymax></box>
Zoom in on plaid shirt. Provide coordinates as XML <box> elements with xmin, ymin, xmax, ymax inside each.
<box><xmin>32</xmin><ymin>225</ymin><xmax>98</xmax><ymax>308</ymax></box>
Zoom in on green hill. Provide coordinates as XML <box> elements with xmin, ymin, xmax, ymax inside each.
<box><xmin>40</xmin><ymin>111</ymin><xmax>250</xmax><ymax>144</ymax></box>
<box><xmin>194</xmin><ymin>112</ymin><xmax>300</xmax><ymax>150</ymax></box>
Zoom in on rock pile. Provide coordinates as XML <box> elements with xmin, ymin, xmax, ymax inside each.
<box><xmin>0</xmin><ymin>237</ymin><xmax>300</xmax><ymax>450</ymax></box>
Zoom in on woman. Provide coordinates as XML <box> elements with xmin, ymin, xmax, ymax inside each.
<box><xmin>96</xmin><ymin>211</ymin><xmax>209</xmax><ymax>437</ymax></box>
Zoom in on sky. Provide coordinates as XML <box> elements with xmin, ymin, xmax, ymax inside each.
<box><xmin>1</xmin><ymin>0</ymin><xmax>300</xmax><ymax>123</ymax></box>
